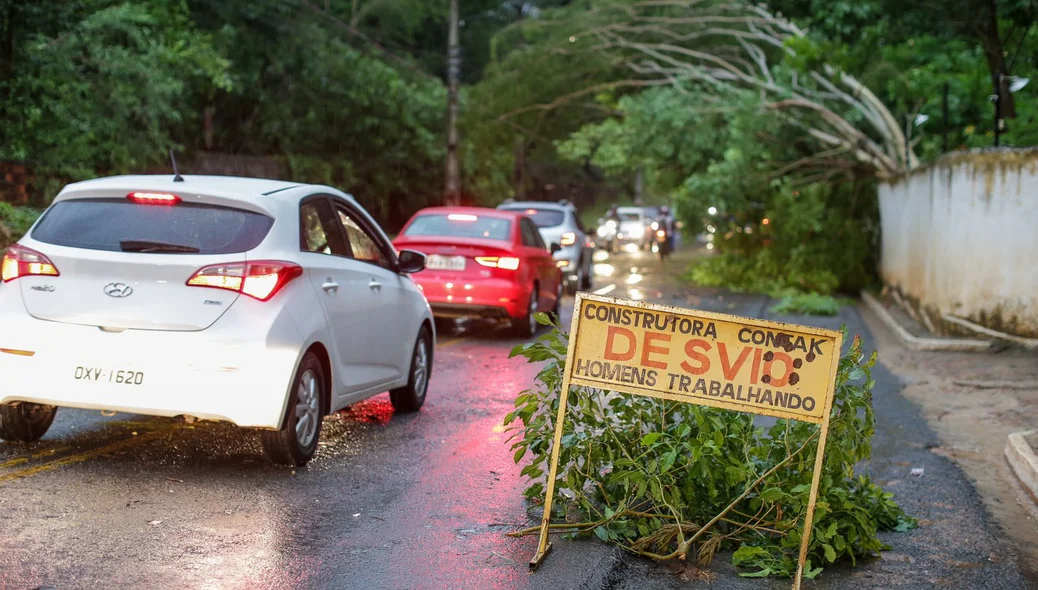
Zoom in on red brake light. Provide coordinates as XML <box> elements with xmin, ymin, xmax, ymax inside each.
<box><xmin>128</xmin><ymin>192</ymin><xmax>180</xmax><ymax>205</ymax></box>
<box><xmin>1</xmin><ymin>245</ymin><xmax>60</xmax><ymax>283</ymax></box>
<box><xmin>475</xmin><ymin>256</ymin><xmax>520</xmax><ymax>270</ymax></box>
<box><xmin>186</xmin><ymin>260</ymin><xmax>302</xmax><ymax>301</ymax></box>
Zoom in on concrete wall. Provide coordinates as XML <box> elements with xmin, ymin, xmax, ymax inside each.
<box><xmin>879</xmin><ymin>150</ymin><xmax>1038</xmax><ymax>338</ymax></box>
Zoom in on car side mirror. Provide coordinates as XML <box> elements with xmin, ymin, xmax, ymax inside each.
<box><xmin>550</xmin><ymin>242</ymin><xmax>562</xmax><ymax>254</ymax></box>
<box><xmin>397</xmin><ymin>249</ymin><xmax>426</xmax><ymax>274</ymax></box>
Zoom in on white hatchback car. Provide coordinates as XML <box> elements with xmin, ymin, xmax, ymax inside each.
<box><xmin>0</xmin><ymin>175</ymin><xmax>435</xmax><ymax>466</ymax></box>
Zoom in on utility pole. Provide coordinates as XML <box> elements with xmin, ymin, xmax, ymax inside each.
<box><xmin>444</xmin><ymin>0</ymin><xmax>461</xmax><ymax>205</ymax></box>
<box><xmin>994</xmin><ymin>72</ymin><xmax>1001</xmax><ymax>147</ymax></box>
<box><xmin>634</xmin><ymin>166</ymin><xmax>644</xmax><ymax>205</ymax></box>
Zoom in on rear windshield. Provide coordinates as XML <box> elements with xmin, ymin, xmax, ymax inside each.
<box><xmin>403</xmin><ymin>214</ymin><xmax>512</xmax><ymax>241</ymax></box>
<box><xmin>502</xmin><ymin>207</ymin><xmax>565</xmax><ymax>228</ymax></box>
<box><xmin>31</xmin><ymin>199</ymin><xmax>274</xmax><ymax>254</ymax></box>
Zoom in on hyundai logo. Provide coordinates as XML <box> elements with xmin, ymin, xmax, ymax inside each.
<box><xmin>103</xmin><ymin>283</ymin><xmax>134</xmax><ymax>298</ymax></box>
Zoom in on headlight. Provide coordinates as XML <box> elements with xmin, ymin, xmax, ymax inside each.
<box><xmin>605</xmin><ymin>220</ymin><xmax>617</xmax><ymax>230</ymax></box>
<box><xmin>597</xmin><ymin>227</ymin><xmax>608</xmax><ymax>237</ymax></box>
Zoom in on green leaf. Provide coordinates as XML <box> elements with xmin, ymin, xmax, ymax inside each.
<box><xmin>739</xmin><ymin>568</ymin><xmax>773</xmax><ymax>578</ymax></box>
<box><xmin>593</xmin><ymin>526</ymin><xmax>609</xmax><ymax>542</ymax></box>
<box><xmin>641</xmin><ymin>432</ymin><xmax>662</xmax><ymax>446</ymax></box>
<box><xmin>534</xmin><ymin>312</ymin><xmax>554</xmax><ymax>326</ymax></box>
<box><xmin>823</xmin><ymin>543</ymin><xmax>836</xmax><ymax>563</ymax></box>
<box><xmin>659</xmin><ymin>449</ymin><xmax>678</xmax><ymax>473</ymax></box>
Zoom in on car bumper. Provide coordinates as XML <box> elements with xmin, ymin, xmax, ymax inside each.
<box><xmin>0</xmin><ymin>305</ymin><xmax>302</xmax><ymax>430</ymax></box>
<box><xmin>415</xmin><ymin>277</ymin><xmax>529</xmax><ymax>319</ymax></box>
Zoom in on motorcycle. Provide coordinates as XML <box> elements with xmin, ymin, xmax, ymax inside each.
<box><xmin>656</xmin><ymin>226</ymin><xmax>670</xmax><ymax>261</ymax></box>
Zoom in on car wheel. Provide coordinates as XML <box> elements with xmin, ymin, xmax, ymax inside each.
<box><xmin>566</xmin><ymin>267</ymin><xmax>581</xmax><ymax>295</ymax></box>
<box><xmin>581</xmin><ymin>259</ymin><xmax>594</xmax><ymax>290</ymax></box>
<box><xmin>261</xmin><ymin>352</ymin><xmax>324</xmax><ymax>466</ymax></box>
<box><xmin>0</xmin><ymin>402</ymin><xmax>57</xmax><ymax>442</ymax></box>
<box><xmin>390</xmin><ymin>327</ymin><xmax>432</xmax><ymax>413</ymax></box>
<box><xmin>512</xmin><ymin>285</ymin><xmax>539</xmax><ymax>338</ymax></box>
<box><xmin>551</xmin><ymin>281</ymin><xmax>563</xmax><ymax>319</ymax></box>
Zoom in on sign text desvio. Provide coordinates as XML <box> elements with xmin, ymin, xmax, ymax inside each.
<box><xmin>568</xmin><ymin>297</ymin><xmax>840</xmax><ymax>424</ymax></box>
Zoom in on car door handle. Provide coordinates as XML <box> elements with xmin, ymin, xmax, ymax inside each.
<box><xmin>322</xmin><ymin>280</ymin><xmax>339</xmax><ymax>293</ymax></box>
<box><xmin>368</xmin><ymin>280</ymin><xmax>382</xmax><ymax>292</ymax></box>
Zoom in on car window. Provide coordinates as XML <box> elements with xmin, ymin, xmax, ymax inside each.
<box><xmin>503</xmin><ymin>207</ymin><xmax>565</xmax><ymax>228</ymax></box>
<box><xmin>300</xmin><ymin>199</ymin><xmax>348</xmax><ymax>256</ymax></box>
<box><xmin>32</xmin><ymin>199</ymin><xmax>274</xmax><ymax>255</ymax></box>
<box><xmin>337</xmin><ymin>207</ymin><xmax>390</xmax><ymax>268</ymax></box>
<box><xmin>402</xmin><ymin>213</ymin><xmax>512</xmax><ymax>241</ymax></box>
<box><xmin>571</xmin><ymin>211</ymin><xmax>587</xmax><ymax>233</ymax></box>
<box><xmin>620</xmin><ymin>212</ymin><xmax>642</xmax><ymax>221</ymax></box>
<box><xmin>520</xmin><ymin>218</ymin><xmax>546</xmax><ymax>249</ymax></box>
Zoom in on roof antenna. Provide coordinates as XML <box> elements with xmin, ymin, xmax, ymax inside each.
<box><xmin>170</xmin><ymin>149</ymin><xmax>184</xmax><ymax>182</ymax></box>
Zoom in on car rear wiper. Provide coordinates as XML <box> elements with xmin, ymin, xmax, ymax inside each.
<box><xmin>120</xmin><ymin>240</ymin><xmax>200</xmax><ymax>253</ymax></box>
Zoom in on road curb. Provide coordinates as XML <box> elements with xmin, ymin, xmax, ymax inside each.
<box><xmin>1005</xmin><ymin>430</ymin><xmax>1038</xmax><ymax>504</ymax></box>
<box><xmin>860</xmin><ymin>291</ymin><xmax>992</xmax><ymax>352</ymax></box>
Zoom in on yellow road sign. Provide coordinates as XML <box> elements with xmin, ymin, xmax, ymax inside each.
<box><xmin>528</xmin><ymin>293</ymin><xmax>843</xmax><ymax>590</ymax></box>
<box><xmin>569</xmin><ymin>297</ymin><xmax>839</xmax><ymax>423</ymax></box>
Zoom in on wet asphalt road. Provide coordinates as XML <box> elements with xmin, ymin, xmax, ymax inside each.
<box><xmin>0</xmin><ymin>245</ymin><xmax>1035</xmax><ymax>589</ymax></box>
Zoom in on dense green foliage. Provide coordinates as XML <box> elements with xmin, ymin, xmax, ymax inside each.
<box><xmin>0</xmin><ymin>0</ymin><xmax>567</xmax><ymax>226</ymax></box>
<box><xmin>505</xmin><ymin>316</ymin><xmax>915</xmax><ymax>577</ymax></box>
<box><xmin>468</xmin><ymin>0</ymin><xmax>1036</xmax><ymax>292</ymax></box>
<box><xmin>769</xmin><ymin>292</ymin><xmax>845</xmax><ymax>317</ymax></box>
<box><xmin>0</xmin><ymin>203</ymin><xmax>39</xmax><ymax>247</ymax></box>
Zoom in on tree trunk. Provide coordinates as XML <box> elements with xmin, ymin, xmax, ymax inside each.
<box><xmin>634</xmin><ymin>165</ymin><xmax>644</xmax><ymax>205</ymax></box>
<box><xmin>444</xmin><ymin>0</ymin><xmax>461</xmax><ymax>205</ymax></box>
<box><xmin>980</xmin><ymin>0</ymin><xmax>1015</xmax><ymax>118</ymax></box>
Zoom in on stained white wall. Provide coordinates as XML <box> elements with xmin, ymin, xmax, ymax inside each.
<box><xmin>878</xmin><ymin>152</ymin><xmax>1038</xmax><ymax>337</ymax></box>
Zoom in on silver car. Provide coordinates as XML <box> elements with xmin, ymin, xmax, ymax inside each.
<box><xmin>0</xmin><ymin>174</ymin><xmax>435</xmax><ymax>466</ymax></box>
<box><xmin>497</xmin><ymin>200</ymin><xmax>594</xmax><ymax>293</ymax></box>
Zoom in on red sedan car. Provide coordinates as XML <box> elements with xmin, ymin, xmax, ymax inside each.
<box><xmin>393</xmin><ymin>207</ymin><xmax>563</xmax><ymax>337</ymax></box>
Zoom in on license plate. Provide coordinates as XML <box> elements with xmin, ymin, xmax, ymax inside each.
<box><xmin>426</xmin><ymin>255</ymin><xmax>466</xmax><ymax>271</ymax></box>
<box><xmin>74</xmin><ymin>366</ymin><xmax>145</xmax><ymax>386</ymax></box>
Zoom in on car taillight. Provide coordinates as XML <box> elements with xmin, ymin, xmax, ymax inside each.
<box><xmin>560</xmin><ymin>232</ymin><xmax>576</xmax><ymax>246</ymax></box>
<box><xmin>1</xmin><ymin>245</ymin><xmax>60</xmax><ymax>283</ymax></box>
<box><xmin>186</xmin><ymin>260</ymin><xmax>302</xmax><ymax>301</ymax></box>
<box><xmin>475</xmin><ymin>256</ymin><xmax>520</xmax><ymax>270</ymax></box>
<box><xmin>127</xmin><ymin>191</ymin><xmax>181</xmax><ymax>205</ymax></box>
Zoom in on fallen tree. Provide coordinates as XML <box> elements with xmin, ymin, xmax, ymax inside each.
<box><xmin>504</xmin><ymin>316</ymin><xmax>916</xmax><ymax>578</ymax></box>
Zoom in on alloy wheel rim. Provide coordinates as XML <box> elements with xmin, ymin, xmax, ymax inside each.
<box><xmin>295</xmin><ymin>369</ymin><xmax>320</xmax><ymax>448</ymax></box>
<box><xmin>413</xmin><ymin>339</ymin><xmax>429</xmax><ymax>399</ymax></box>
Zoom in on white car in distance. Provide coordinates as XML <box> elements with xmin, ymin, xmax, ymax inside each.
<box><xmin>0</xmin><ymin>175</ymin><xmax>435</xmax><ymax>466</ymax></box>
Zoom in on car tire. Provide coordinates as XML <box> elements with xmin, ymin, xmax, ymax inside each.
<box><xmin>0</xmin><ymin>402</ymin><xmax>57</xmax><ymax>442</ymax></box>
<box><xmin>390</xmin><ymin>327</ymin><xmax>432</xmax><ymax>413</ymax></box>
<box><xmin>581</xmin><ymin>258</ymin><xmax>594</xmax><ymax>290</ymax></box>
<box><xmin>261</xmin><ymin>352</ymin><xmax>324</xmax><ymax>466</ymax></box>
<box><xmin>566</xmin><ymin>269</ymin><xmax>580</xmax><ymax>295</ymax></box>
<box><xmin>512</xmin><ymin>284</ymin><xmax>539</xmax><ymax>339</ymax></box>
<box><xmin>551</xmin><ymin>281</ymin><xmax>563</xmax><ymax>319</ymax></box>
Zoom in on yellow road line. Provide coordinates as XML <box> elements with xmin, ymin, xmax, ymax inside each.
<box><xmin>437</xmin><ymin>337</ymin><xmax>464</xmax><ymax>349</ymax></box>
<box><xmin>32</xmin><ymin>446</ymin><xmax>69</xmax><ymax>459</ymax></box>
<box><xmin>0</xmin><ymin>457</ymin><xmax>29</xmax><ymax>469</ymax></box>
<box><xmin>0</xmin><ymin>429</ymin><xmax>169</xmax><ymax>485</ymax></box>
